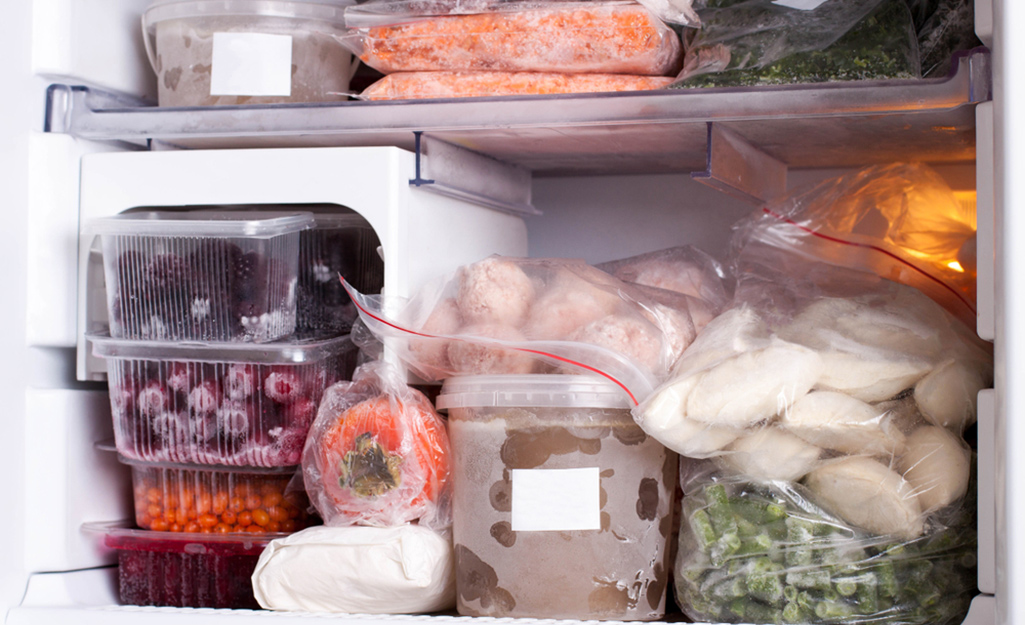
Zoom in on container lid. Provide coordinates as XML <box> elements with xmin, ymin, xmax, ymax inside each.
<box><xmin>116</xmin><ymin>454</ymin><xmax>300</xmax><ymax>474</ymax></box>
<box><xmin>436</xmin><ymin>374</ymin><xmax>632</xmax><ymax>410</ymax></box>
<box><xmin>144</xmin><ymin>0</ymin><xmax>353</xmax><ymax>29</ymax></box>
<box><xmin>88</xmin><ymin>331</ymin><xmax>353</xmax><ymax>364</ymax></box>
<box><xmin>86</xmin><ymin>211</ymin><xmax>315</xmax><ymax>239</ymax></box>
<box><xmin>84</xmin><ymin>521</ymin><xmax>281</xmax><ymax>553</ymax></box>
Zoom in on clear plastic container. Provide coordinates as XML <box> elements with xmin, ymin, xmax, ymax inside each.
<box><xmin>89</xmin><ymin>522</ymin><xmax>278</xmax><ymax>608</ymax></box>
<box><xmin>436</xmin><ymin>374</ymin><xmax>677</xmax><ymax>621</ymax></box>
<box><xmin>297</xmin><ymin>211</ymin><xmax>384</xmax><ymax>335</ymax></box>
<box><xmin>89</xmin><ymin>211</ymin><xmax>313</xmax><ymax>342</ymax></box>
<box><xmin>91</xmin><ymin>332</ymin><xmax>357</xmax><ymax>467</ymax></box>
<box><xmin>143</xmin><ymin>0</ymin><xmax>359</xmax><ymax>107</ymax></box>
<box><xmin>124</xmin><ymin>458</ymin><xmax>313</xmax><ymax>534</ymax></box>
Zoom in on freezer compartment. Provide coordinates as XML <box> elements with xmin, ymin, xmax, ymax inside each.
<box><xmin>124</xmin><ymin>458</ymin><xmax>311</xmax><ymax>534</ymax></box>
<box><xmin>88</xmin><ymin>211</ymin><xmax>313</xmax><ymax>343</ymax></box>
<box><xmin>91</xmin><ymin>332</ymin><xmax>357</xmax><ymax>467</ymax></box>
<box><xmin>90</xmin><ymin>522</ymin><xmax>274</xmax><ymax>609</ymax></box>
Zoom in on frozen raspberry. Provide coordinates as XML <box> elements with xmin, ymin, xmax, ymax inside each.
<box><xmin>137</xmin><ymin>380</ymin><xmax>170</xmax><ymax>417</ymax></box>
<box><xmin>188</xmin><ymin>379</ymin><xmax>222</xmax><ymax>416</ymax></box>
<box><xmin>166</xmin><ymin>362</ymin><xmax>192</xmax><ymax>394</ymax></box>
<box><xmin>283</xmin><ymin>397</ymin><xmax>317</xmax><ymax>428</ymax></box>
<box><xmin>223</xmin><ymin>364</ymin><xmax>258</xmax><ymax>401</ymax></box>
<box><xmin>264</xmin><ymin>370</ymin><xmax>304</xmax><ymax>404</ymax></box>
<box><xmin>262</xmin><ymin>426</ymin><xmax>307</xmax><ymax>466</ymax></box>
<box><xmin>216</xmin><ymin>400</ymin><xmax>253</xmax><ymax>438</ymax></box>
<box><xmin>150</xmin><ymin>411</ymin><xmax>188</xmax><ymax>454</ymax></box>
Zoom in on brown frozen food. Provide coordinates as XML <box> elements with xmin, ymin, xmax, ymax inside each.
<box><xmin>356</xmin><ymin>2</ymin><xmax>682</xmax><ymax>75</ymax></box>
<box><xmin>362</xmin><ymin>71</ymin><xmax>675</xmax><ymax>99</ymax></box>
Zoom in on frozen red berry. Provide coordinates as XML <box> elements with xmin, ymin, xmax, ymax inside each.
<box><xmin>283</xmin><ymin>397</ymin><xmax>317</xmax><ymax>428</ymax></box>
<box><xmin>216</xmin><ymin>400</ymin><xmax>253</xmax><ymax>438</ymax></box>
<box><xmin>188</xmin><ymin>379</ymin><xmax>222</xmax><ymax>416</ymax></box>
<box><xmin>166</xmin><ymin>362</ymin><xmax>192</xmax><ymax>394</ymax></box>
<box><xmin>137</xmin><ymin>380</ymin><xmax>170</xmax><ymax>417</ymax></box>
<box><xmin>223</xmin><ymin>364</ymin><xmax>258</xmax><ymax>401</ymax></box>
<box><xmin>264</xmin><ymin>370</ymin><xmax>304</xmax><ymax>404</ymax></box>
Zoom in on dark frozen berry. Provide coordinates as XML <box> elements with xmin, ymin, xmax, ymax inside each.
<box><xmin>223</xmin><ymin>363</ymin><xmax>258</xmax><ymax>401</ymax></box>
<box><xmin>145</xmin><ymin>253</ymin><xmax>191</xmax><ymax>294</ymax></box>
<box><xmin>264</xmin><ymin>370</ymin><xmax>304</xmax><ymax>404</ymax></box>
<box><xmin>283</xmin><ymin>397</ymin><xmax>317</xmax><ymax>428</ymax></box>
<box><xmin>166</xmin><ymin>362</ymin><xmax>192</xmax><ymax>394</ymax></box>
<box><xmin>137</xmin><ymin>380</ymin><xmax>170</xmax><ymax>417</ymax></box>
<box><xmin>232</xmin><ymin>251</ymin><xmax>267</xmax><ymax>303</ymax></box>
<box><xmin>188</xmin><ymin>379</ymin><xmax>222</xmax><ymax>416</ymax></box>
<box><xmin>216</xmin><ymin>400</ymin><xmax>253</xmax><ymax>438</ymax></box>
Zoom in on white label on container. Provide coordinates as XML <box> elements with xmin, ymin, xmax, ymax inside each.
<box><xmin>771</xmin><ymin>0</ymin><xmax>830</xmax><ymax>9</ymax></box>
<box><xmin>210</xmin><ymin>32</ymin><xmax>293</xmax><ymax>97</ymax></box>
<box><xmin>510</xmin><ymin>468</ymin><xmax>601</xmax><ymax>532</ymax></box>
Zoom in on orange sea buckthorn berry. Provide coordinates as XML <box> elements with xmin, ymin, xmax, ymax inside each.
<box><xmin>150</xmin><ymin>518</ymin><xmax>170</xmax><ymax>532</ymax></box>
<box><xmin>262</xmin><ymin>492</ymin><xmax>283</xmax><ymax>508</ymax></box>
<box><xmin>163</xmin><ymin>508</ymin><xmax>177</xmax><ymax>523</ymax></box>
<box><xmin>251</xmin><ymin>509</ymin><xmax>270</xmax><ymax>527</ymax></box>
<box><xmin>267</xmin><ymin>506</ymin><xmax>289</xmax><ymax>523</ymax></box>
<box><xmin>170</xmin><ymin>523</ymin><xmax>182</xmax><ymax>533</ymax></box>
<box><xmin>213</xmin><ymin>491</ymin><xmax>229</xmax><ymax>514</ymax></box>
<box><xmin>237</xmin><ymin>511</ymin><xmax>253</xmax><ymax>527</ymax></box>
<box><xmin>266</xmin><ymin>521</ymin><xmax>281</xmax><ymax>533</ymax></box>
<box><xmin>280</xmin><ymin>519</ymin><xmax>296</xmax><ymax>533</ymax></box>
<box><xmin>147</xmin><ymin>487</ymin><xmax>161</xmax><ymax>503</ymax></box>
<box><xmin>196</xmin><ymin>492</ymin><xmax>213</xmax><ymax>515</ymax></box>
<box><xmin>184</xmin><ymin>521</ymin><xmax>201</xmax><ymax>534</ymax></box>
<box><xmin>245</xmin><ymin>495</ymin><xmax>263</xmax><ymax>510</ymax></box>
<box><xmin>246</xmin><ymin>525</ymin><xmax>266</xmax><ymax>534</ymax></box>
<box><xmin>175</xmin><ymin>509</ymin><xmax>189</xmax><ymax>526</ymax></box>
<box><xmin>229</xmin><ymin>497</ymin><xmax>246</xmax><ymax>513</ymax></box>
<box><xmin>198</xmin><ymin>513</ymin><xmax>218</xmax><ymax>528</ymax></box>
<box><xmin>214</xmin><ymin>523</ymin><xmax>231</xmax><ymax>534</ymax></box>
<box><xmin>221</xmin><ymin>510</ymin><xmax>237</xmax><ymax>525</ymax></box>
<box><xmin>147</xmin><ymin>504</ymin><xmax>162</xmax><ymax>519</ymax></box>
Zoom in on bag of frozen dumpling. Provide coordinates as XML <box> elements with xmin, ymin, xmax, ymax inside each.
<box><xmin>344</xmin><ymin>255</ymin><xmax>700</xmax><ymax>406</ymax></box>
<box><xmin>301</xmin><ymin>360</ymin><xmax>451</xmax><ymax>528</ymax></box>
<box><xmin>673</xmin><ymin>459</ymin><xmax>977</xmax><ymax>625</ymax></box>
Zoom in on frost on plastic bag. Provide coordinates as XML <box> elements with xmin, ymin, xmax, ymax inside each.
<box><xmin>344</xmin><ymin>0</ymin><xmax>684</xmax><ymax>75</ymax></box>
<box><xmin>596</xmin><ymin>245</ymin><xmax>731</xmax><ymax>332</ymax></box>
<box><xmin>360</xmin><ymin>71</ymin><xmax>675</xmax><ymax>100</ymax></box>
<box><xmin>301</xmin><ymin>360</ymin><xmax>451</xmax><ymax>528</ymax></box>
<box><xmin>674</xmin><ymin>462</ymin><xmax>977</xmax><ymax>625</ymax></box>
<box><xmin>673</xmin><ymin>0</ymin><xmax>919</xmax><ymax>86</ymax></box>
<box><xmin>733</xmin><ymin>162</ymin><xmax>979</xmax><ymax>328</ymax></box>
<box><xmin>907</xmin><ymin>0</ymin><xmax>981</xmax><ymax>78</ymax></box>
<box><xmin>345</xmin><ymin>256</ymin><xmax>700</xmax><ymax>405</ymax></box>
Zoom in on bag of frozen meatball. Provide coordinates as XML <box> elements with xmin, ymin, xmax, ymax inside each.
<box><xmin>301</xmin><ymin>360</ymin><xmax>451</xmax><ymax>528</ymax></box>
<box><xmin>343</xmin><ymin>255</ymin><xmax>701</xmax><ymax>406</ymax></box>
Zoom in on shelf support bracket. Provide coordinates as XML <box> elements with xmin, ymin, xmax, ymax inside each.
<box><xmin>691</xmin><ymin>122</ymin><xmax>788</xmax><ymax>205</ymax></box>
<box><xmin>409</xmin><ymin>131</ymin><xmax>540</xmax><ymax>217</ymax></box>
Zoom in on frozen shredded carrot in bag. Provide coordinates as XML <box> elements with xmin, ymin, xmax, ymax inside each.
<box><xmin>361</xmin><ymin>71</ymin><xmax>675</xmax><ymax>99</ymax></box>
<box><xmin>347</xmin><ymin>1</ymin><xmax>683</xmax><ymax>75</ymax></box>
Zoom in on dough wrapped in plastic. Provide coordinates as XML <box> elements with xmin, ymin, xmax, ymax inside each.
<box><xmin>782</xmin><ymin>390</ymin><xmax>906</xmax><ymax>456</ymax></box>
<box><xmin>898</xmin><ymin>425</ymin><xmax>971</xmax><ymax>512</ymax></box>
<box><xmin>252</xmin><ymin>525</ymin><xmax>455</xmax><ymax>613</ymax></box>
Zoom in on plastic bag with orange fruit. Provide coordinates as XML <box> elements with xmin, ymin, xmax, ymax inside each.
<box><xmin>301</xmin><ymin>360</ymin><xmax>451</xmax><ymax>529</ymax></box>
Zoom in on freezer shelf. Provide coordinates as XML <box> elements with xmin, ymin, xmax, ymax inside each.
<box><xmin>43</xmin><ymin>49</ymin><xmax>991</xmax><ymax>176</ymax></box>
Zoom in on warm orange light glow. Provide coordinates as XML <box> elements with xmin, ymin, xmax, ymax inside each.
<box><xmin>947</xmin><ymin>261</ymin><xmax>965</xmax><ymax>272</ymax></box>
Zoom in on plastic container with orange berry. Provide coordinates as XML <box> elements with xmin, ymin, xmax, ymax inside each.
<box><xmin>125</xmin><ymin>457</ymin><xmax>313</xmax><ymax>535</ymax></box>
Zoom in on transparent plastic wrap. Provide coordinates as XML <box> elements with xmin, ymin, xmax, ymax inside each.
<box><xmin>301</xmin><ymin>361</ymin><xmax>451</xmax><ymax>528</ymax></box>
<box><xmin>252</xmin><ymin>524</ymin><xmax>456</xmax><ymax>613</ymax></box>
<box><xmin>345</xmin><ymin>256</ymin><xmax>700</xmax><ymax>406</ymax></box>
<box><xmin>597</xmin><ymin>245</ymin><xmax>731</xmax><ymax>332</ymax></box>
<box><xmin>674</xmin><ymin>462</ymin><xmax>977</xmax><ymax>624</ymax></box>
<box><xmin>345</xmin><ymin>0</ymin><xmax>684</xmax><ymax>76</ymax></box>
<box><xmin>361</xmin><ymin>71</ymin><xmax>675</xmax><ymax>99</ymax></box>
<box><xmin>732</xmin><ymin>162</ymin><xmax>979</xmax><ymax>328</ymax></box>
<box><xmin>673</xmin><ymin>0</ymin><xmax>919</xmax><ymax>87</ymax></box>
<box><xmin>907</xmin><ymin>0</ymin><xmax>981</xmax><ymax>78</ymax></box>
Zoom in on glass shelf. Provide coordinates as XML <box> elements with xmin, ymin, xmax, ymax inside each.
<box><xmin>44</xmin><ymin>48</ymin><xmax>991</xmax><ymax>176</ymax></box>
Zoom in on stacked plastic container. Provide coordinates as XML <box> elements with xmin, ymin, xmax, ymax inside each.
<box><xmin>87</xmin><ymin>210</ymin><xmax>364</xmax><ymax>608</ymax></box>
<box><xmin>346</xmin><ymin>0</ymin><xmax>684</xmax><ymax>100</ymax></box>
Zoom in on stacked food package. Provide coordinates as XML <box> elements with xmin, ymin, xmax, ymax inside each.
<box><xmin>346</xmin><ymin>0</ymin><xmax>688</xmax><ymax>99</ymax></box>
<box><xmin>86</xmin><ymin>210</ymin><xmax>368</xmax><ymax>608</ymax></box>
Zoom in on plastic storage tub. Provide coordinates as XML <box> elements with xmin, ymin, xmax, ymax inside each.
<box><xmin>436</xmin><ymin>374</ymin><xmax>677</xmax><ymax>621</ymax></box>
<box><xmin>90</xmin><ymin>211</ymin><xmax>313</xmax><ymax>342</ymax></box>
<box><xmin>143</xmin><ymin>0</ymin><xmax>358</xmax><ymax>107</ymax></box>
<box><xmin>126</xmin><ymin>458</ymin><xmax>312</xmax><ymax>533</ymax></box>
<box><xmin>297</xmin><ymin>211</ymin><xmax>384</xmax><ymax>336</ymax></box>
<box><xmin>92</xmin><ymin>522</ymin><xmax>275</xmax><ymax>608</ymax></box>
<box><xmin>91</xmin><ymin>332</ymin><xmax>357</xmax><ymax>467</ymax></box>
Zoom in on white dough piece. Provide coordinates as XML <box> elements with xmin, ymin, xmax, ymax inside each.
<box><xmin>686</xmin><ymin>338</ymin><xmax>822</xmax><ymax>428</ymax></box>
<box><xmin>252</xmin><ymin>525</ymin><xmax>456</xmax><ymax>613</ymax></box>
<box><xmin>720</xmin><ymin>427</ymin><xmax>822</xmax><ymax>482</ymax></box>
<box><xmin>914</xmin><ymin>359</ymin><xmax>987</xmax><ymax>431</ymax></box>
<box><xmin>635</xmin><ymin>376</ymin><xmax>740</xmax><ymax>457</ymax></box>
<box><xmin>815</xmin><ymin>350</ymin><xmax>931</xmax><ymax>403</ymax></box>
<box><xmin>670</xmin><ymin>306</ymin><xmax>771</xmax><ymax>378</ymax></box>
<box><xmin>804</xmin><ymin>457</ymin><xmax>924</xmax><ymax>539</ymax></box>
<box><xmin>783</xmin><ymin>390</ymin><xmax>906</xmax><ymax>456</ymax></box>
<box><xmin>898</xmin><ymin>425</ymin><xmax>971</xmax><ymax>512</ymax></box>
<box><xmin>456</xmin><ymin>257</ymin><xmax>536</xmax><ymax>327</ymax></box>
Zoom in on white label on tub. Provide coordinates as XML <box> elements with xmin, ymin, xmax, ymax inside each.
<box><xmin>210</xmin><ymin>32</ymin><xmax>293</xmax><ymax>96</ymax></box>
<box><xmin>772</xmin><ymin>0</ymin><xmax>830</xmax><ymax>9</ymax></box>
<box><xmin>510</xmin><ymin>468</ymin><xmax>600</xmax><ymax>532</ymax></box>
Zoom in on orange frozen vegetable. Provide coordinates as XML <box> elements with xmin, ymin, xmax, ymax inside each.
<box><xmin>362</xmin><ymin>71</ymin><xmax>675</xmax><ymax>100</ymax></box>
<box><xmin>358</xmin><ymin>2</ymin><xmax>682</xmax><ymax>76</ymax></box>
<box><xmin>313</xmin><ymin>392</ymin><xmax>450</xmax><ymax>526</ymax></box>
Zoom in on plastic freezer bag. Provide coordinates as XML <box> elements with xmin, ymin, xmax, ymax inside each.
<box><xmin>675</xmin><ymin>0</ymin><xmax>918</xmax><ymax>85</ymax></box>
<box><xmin>301</xmin><ymin>361</ymin><xmax>452</xmax><ymax>528</ymax></box>
<box><xmin>360</xmin><ymin>71</ymin><xmax>675</xmax><ymax>99</ymax></box>
<box><xmin>673</xmin><ymin>0</ymin><xmax>919</xmax><ymax>87</ymax></box>
<box><xmin>345</xmin><ymin>0</ymin><xmax>683</xmax><ymax>76</ymax></box>
<box><xmin>345</xmin><ymin>256</ymin><xmax>700</xmax><ymax>406</ymax></box>
<box><xmin>674</xmin><ymin>464</ymin><xmax>977</xmax><ymax>625</ymax></box>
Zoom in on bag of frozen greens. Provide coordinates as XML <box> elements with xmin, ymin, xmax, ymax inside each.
<box><xmin>673</xmin><ymin>0</ymin><xmax>920</xmax><ymax>87</ymax></box>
